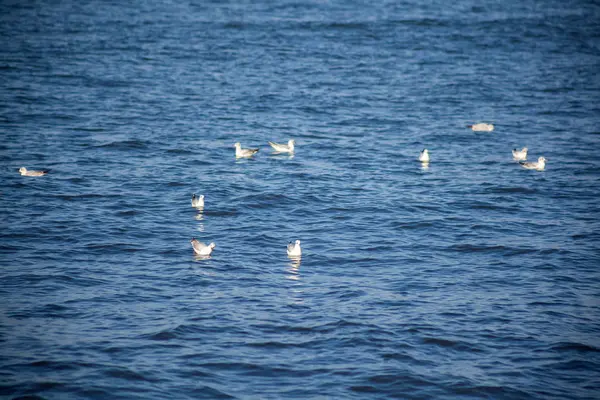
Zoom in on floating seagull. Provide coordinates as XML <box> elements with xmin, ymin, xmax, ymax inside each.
<box><xmin>419</xmin><ymin>149</ymin><xmax>430</xmax><ymax>162</ymax></box>
<box><xmin>191</xmin><ymin>194</ymin><xmax>204</xmax><ymax>208</ymax></box>
<box><xmin>190</xmin><ymin>238</ymin><xmax>216</xmax><ymax>256</ymax></box>
<box><xmin>467</xmin><ymin>123</ymin><xmax>494</xmax><ymax>132</ymax></box>
<box><xmin>512</xmin><ymin>147</ymin><xmax>528</xmax><ymax>161</ymax></box>
<box><xmin>19</xmin><ymin>167</ymin><xmax>49</xmax><ymax>176</ymax></box>
<box><xmin>519</xmin><ymin>157</ymin><xmax>546</xmax><ymax>171</ymax></box>
<box><xmin>268</xmin><ymin>139</ymin><xmax>295</xmax><ymax>153</ymax></box>
<box><xmin>234</xmin><ymin>142</ymin><xmax>259</xmax><ymax>158</ymax></box>
<box><xmin>287</xmin><ymin>240</ymin><xmax>302</xmax><ymax>257</ymax></box>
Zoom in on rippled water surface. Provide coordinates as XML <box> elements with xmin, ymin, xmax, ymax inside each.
<box><xmin>2</xmin><ymin>0</ymin><xmax>600</xmax><ymax>399</ymax></box>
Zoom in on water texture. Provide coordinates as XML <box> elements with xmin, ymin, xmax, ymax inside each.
<box><xmin>1</xmin><ymin>0</ymin><xmax>600</xmax><ymax>399</ymax></box>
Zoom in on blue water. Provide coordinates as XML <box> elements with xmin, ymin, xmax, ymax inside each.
<box><xmin>2</xmin><ymin>0</ymin><xmax>600</xmax><ymax>399</ymax></box>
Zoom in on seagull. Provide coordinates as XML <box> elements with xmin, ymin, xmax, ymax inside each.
<box><xmin>519</xmin><ymin>157</ymin><xmax>546</xmax><ymax>171</ymax></box>
<box><xmin>287</xmin><ymin>240</ymin><xmax>301</xmax><ymax>257</ymax></box>
<box><xmin>467</xmin><ymin>123</ymin><xmax>494</xmax><ymax>132</ymax></box>
<box><xmin>512</xmin><ymin>147</ymin><xmax>528</xmax><ymax>161</ymax></box>
<box><xmin>234</xmin><ymin>142</ymin><xmax>259</xmax><ymax>158</ymax></box>
<box><xmin>268</xmin><ymin>139</ymin><xmax>295</xmax><ymax>153</ymax></box>
<box><xmin>19</xmin><ymin>167</ymin><xmax>49</xmax><ymax>176</ymax></box>
<box><xmin>419</xmin><ymin>149</ymin><xmax>430</xmax><ymax>162</ymax></box>
<box><xmin>191</xmin><ymin>194</ymin><xmax>204</xmax><ymax>208</ymax></box>
<box><xmin>190</xmin><ymin>238</ymin><xmax>216</xmax><ymax>256</ymax></box>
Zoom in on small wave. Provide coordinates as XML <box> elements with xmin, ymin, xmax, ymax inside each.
<box><xmin>422</xmin><ymin>337</ymin><xmax>484</xmax><ymax>352</ymax></box>
<box><xmin>146</xmin><ymin>331</ymin><xmax>177</xmax><ymax>341</ymax></box>
<box><xmin>104</xmin><ymin>367</ymin><xmax>154</xmax><ymax>382</ymax></box>
<box><xmin>485</xmin><ymin>186</ymin><xmax>539</xmax><ymax>194</ymax></box>
<box><xmin>53</xmin><ymin>193</ymin><xmax>112</xmax><ymax>201</ymax></box>
<box><xmin>549</xmin><ymin>342</ymin><xmax>600</xmax><ymax>353</ymax></box>
<box><xmin>449</xmin><ymin>244</ymin><xmax>537</xmax><ymax>256</ymax></box>
<box><xmin>94</xmin><ymin>140</ymin><xmax>149</xmax><ymax>150</ymax></box>
<box><xmin>85</xmin><ymin>243</ymin><xmax>142</xmax><ymax>252</ymax></box>
<box><xmin>116</xmin><ymin>210</ymin><xmax>142</xmax><ymax>217</ymax></box>
<box><xmin>11</xmin><ymin>395</ymin><xmax>49</xmax><ymax>400</ymax></box>
<box><xmin>166</xmin><ymin>148</ymin><xmax>196</xmax><ymax>155</ymax></box>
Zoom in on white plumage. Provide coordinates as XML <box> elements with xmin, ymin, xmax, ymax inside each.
<box><xmin>512</xmin><ymin>147</ymin><xmax>528</xmax><ymax>161</ymax></box>
<box><xmin>190</xmin><ymin>238</ymin><xmax>216</xmax><ymax>256</ymax></box>
<box><xmin>19</xmin><ymin>167</ymin><xmax>49</xmax><ymax>176</ymax></box>
<box><xmin>235</xmin><ymin>142</ymin><xmax>259</xmax><ymax>158</ymax></box>
<box><xmin>467</xmin><ymin>123</ymin><xmax>494</xmax><ymax>132</ymax></box>
<box><xmin>268</xmin><ymin>139</ymin><xmax>296</xmax><ymax>153</ymax></box>
<box><xmin>519</xmin><ymin>157</ymin><xmax>546</xmax><ymax>171</ymax></box>
<box><xmin>287</xmin><ymin>240</ymin><xmax>302</xmax><ymax>257</ymax></box>
<box><xmin>191</xmin><ymin>194</ymin><xmax>205</xmax><ymax>208</ymax></box>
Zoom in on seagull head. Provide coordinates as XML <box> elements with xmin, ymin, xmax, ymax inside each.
<box><xmin>199</xmin><ymin>195</ymin><xmax>205</xmax><ymax>200</ymax></box>
<box><xmin>234</xmin><ymin>142</ymin><xmax>241</xmax><ymax>148</ymax></box>
<box><xmin>209</xmin><ymin>243</ymin><xmax>216</xmax><ymax>249</ymax></box>
<box><xmin>19</xmin><ymin>167</ymin><xmax>26</xmax><ymax>174</ymax></box>
<box><xmin>538</xmin><ymin>157</ymin><xmax>546</xmax><ymax>163</ymax></box>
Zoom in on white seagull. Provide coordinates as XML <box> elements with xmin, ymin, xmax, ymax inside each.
<box><xmin>268</xmin><ymin>139</ymin><xmax>295</xmax><ymax>153</ymax></box>
<box><xmin>419</xmin><ymin>149</ymin><xmax>430</xmax><ymax>162</ymax></box>
<box><xmin>519</xmin><ymin>157</ymin><xmax>546</xmax><ymax>171</ymax></box>
<box><xmin>19</xmin><ymin>167</ymin><xmax>49</xmax><ymax>176</ymax></box>
<box><xmin>467</xmin><ymin>123</ymin><xmax>494</xmax><ymax>132</ymax></box>
<box><xmin>512</xmin><ymin>147</ymin><xmax>528</xmax><ymax>161</ymax></box>
<box><xmin>287</xmin><ymin>240</ymin><xmax>302</xmax><ymax>257</ymax></box>
<box><xmin>191</xmin><ymin>194</ymin><xmax>205</xmax><ymax>208</ymax></box>
<box><xmin>234</xmin><ymin>142</ymin><xmax>259</xmax><ymax>158</ymax></box>
<box><xmin>190</xmin><ymin>238</ymin><xmax>216</xmax><ymax>256</ymax></box>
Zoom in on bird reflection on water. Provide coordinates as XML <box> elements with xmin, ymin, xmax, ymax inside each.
<box><xmin>286</xmin><ymin>256</ymin><xmax>301</xmax><ymax>281</ymax></box>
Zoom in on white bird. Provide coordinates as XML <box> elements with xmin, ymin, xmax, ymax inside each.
<box><xmin>268</xmin><ymin>139</ymin><xmax>295</xmax><ymax>153</ymax></box>
<box><xmin>190</xmin><ymin>238</ymin><xmax>216</xmax><ymax>256</ymax></box>
<box><xmin>519</xmin><ymin>157</ymin><xmax>546</xmax><ymax>171</ymax></box>
<box><xmin>234</xmin><ymin>142</ymin><xmax>259</xmax><ymax>158</ymax></box>
<box><xmin>512</xmin><ymin>147</ymin><xmax>528</xmax><ymax>161</ymax></box>
<box><xmin>467</xmin><ymin>123</ymin><xmax>494</xmax><ymax>132</ymax></box>
<box><xmin>19</xmin><ymin>167</ymin><xmax>49</xmax><ymax>176</ymax></box>
<box><xmin>419</xmin><ymin>149</ymin><xmax>430</xmax><ymax>162</ymax></box>
<box><xmin>287</xmin><ymin>240</ymin><xmax>302</xmax><ymax>257</ymax></box>
<box><xmin>191</xmin><ymin>194</ymin><xmax>204</xmax><ymax>208</ymax></box>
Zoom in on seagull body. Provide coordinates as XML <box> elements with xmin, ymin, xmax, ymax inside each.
<box><xmin>234</xmin><ymin>142</ymin><xmax>259</xmax><ymax>158</ymax></box>
<box><xmin>520</xmin><ymin>157</ymin><xmax>546</xmax><ymax>171</ymax></box>
<box><xmin>19</xmin><ymin>167</ymin><xmax>49</xmax><ymax>176</ymax></box>
<box><xmin>268</xmin><ymin>139</ymin><xmax>295</xmax><ymax>153</ymax></box>
<box><xmin>287</xmin><ymin>240</ymin><xmax>302</xmax><ymax>257</ymax></box>
<box><xmin>191</xmin><ymin>194</ymin><xmax>205</xmax><ymax>208</ymax></box>
<box><xmin>467</xmin><ymin>123</ymin><xmax>494</xmax><ymax>132</ymax></box>
<box><xmin>512</xmin><ymin>147</ymin><xmax>528</xmax><ymax>161</ymax></box>
<box><xmin>190</xmin><ymin>238</ymin><xmax>216</xmax><ymax>256</ymax></box>
<box><xmin>419</xmin><ymin>149</ymin><xmax>430</xmax><ymax>162</ymax></box>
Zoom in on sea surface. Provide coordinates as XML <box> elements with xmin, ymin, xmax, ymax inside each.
<box><xmin>1</xmin><ymin>0</ymin><xmax>600</xmax><ymax>399</ymax></box>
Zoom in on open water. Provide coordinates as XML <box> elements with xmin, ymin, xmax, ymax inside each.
<box><xmin>1</xmin><ymin>0</ymin><xmax>600</xmax><ymax>399</ymax></box>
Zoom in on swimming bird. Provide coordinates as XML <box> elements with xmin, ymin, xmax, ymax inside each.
<box><xmin>287</xmin><ymin>240</ymin><xmax>301</xmax><ymax>257</ymax></box>
<box><xmin>268</xmin><ymin>139</ymin><xmax>295</xmax><ymax>153</ymax></box>
<box><xmin>519</xmin><ymin>157</ymin><xmax>546</xmax><ymax>171</ymax></box>
<box><xmin>191</xmin><ymin>194</ymin><xmax>204</xmax><ymax>208</ymax></box>
<box><xmin>419</xmin><ymin>149</ymin><xmax>430</xmax><ymax>162</ymax></box>
<box><xmin>512</xmin><ymin>147</ymin><xmax>528</xmax><ymax>161</ymax></box>
<box><xmin>19</xmin><ymin>167</ymin><xmax>49</xmax><ymax>176</ymax></box>
<box><xmin>467</xmin><ymin>123</ymin><xmax>494</xmax><ymax>132</ymax></box>
<box><xmin>234</xmin><ymin>142</ymin><xmax>259</xmax><ymax>158</ymax></box>
<box><xmin>190</xmin><ymin>238</ymin><xmax>216</xmax><ymax>256</ymax></box>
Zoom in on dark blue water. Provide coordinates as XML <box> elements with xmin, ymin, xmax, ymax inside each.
<box><xmin>2</xmin><ymin>1</ymin><xmax>600</xmax><ymax>399</ymax></box>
